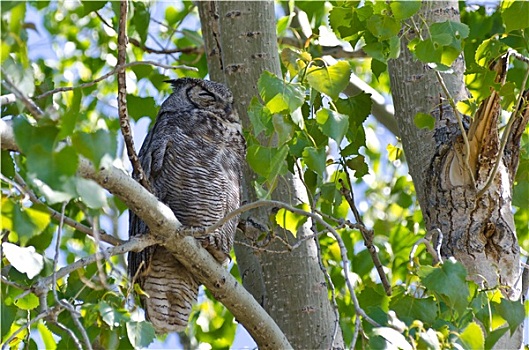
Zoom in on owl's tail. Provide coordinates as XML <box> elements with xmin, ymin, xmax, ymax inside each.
<box><xmin>140</xmin><ymin>246</ymin><xmax>199</xmax><ymax>334</ymax></box>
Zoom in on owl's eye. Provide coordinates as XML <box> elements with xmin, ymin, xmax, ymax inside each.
<box><xmin>197</xmin><ymin>90</ymin><xmax>216</xmax><ymax>102</ymax></box>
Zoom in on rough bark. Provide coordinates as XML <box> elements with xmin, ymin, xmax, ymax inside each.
<box><xmin>198</xmin><ymin>1</ymin><xmax>345</xmax><ymax>348</ymax></box>
<box><xmin>388</xmin><ymin>2</ymin><xmax>526</xmax><ymax>349</ymax></box>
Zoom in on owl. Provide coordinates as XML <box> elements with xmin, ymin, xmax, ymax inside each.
<box><xmin>127</xmin><ymin>78</ymin><xmax>246</xmax><ymax>334</ymax></box>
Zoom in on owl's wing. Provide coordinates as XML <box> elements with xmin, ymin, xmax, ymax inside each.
<box><xmin>127</xmin><ymin>118</ymin><xmax>170</xmax><ymax>281</ymax></box>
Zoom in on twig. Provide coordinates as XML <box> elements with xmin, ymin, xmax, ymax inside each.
<box><xmin>1</xmin><ymin>70</ymin><xmax>45</xmax><ymax>119</ymax></box>
<box><xmin>2</xmin><ymin>173</ymin><xmax>124</xmax><ymax>246</ymax></box>
<box><xmin>350</xmin><ymin>313</ymin><xmax>362</xmax><ymax>349</ymax></box>
<box><xmin>117</xmin><ymin>0</ymin><xmax>152</xmax><ymax>193</ymax></box>
<box><xmin>477</xmin><ymin>55</ymin><xmax>529</xmax><ymax>198</ymax></box>
<box><xmin>51</xmin><ymin>321</ymin><xmax>83</xmax><ymax>350</ymax></box>
<box><xmin>51</xmin><ymin>202</ymin><xmax>93</xmax><ymax>350</ymax></box>
<box><xmin>0</xmin><ymin>309</ymin><xmax>53</xmax><ymax>350</ymax></box>
<box><xmin>0</xmin><ymin>275</ymin><xmax>28</xmax><ymax>290</ymax></box>
<box><xmin>34</xmin><ymin>61</ymin><xmax>197</xmax><ymax>100</ymax></box>
<box><xmin>339</xmin><ymin>177</ymin><xmax>392</xmax><ymax>296</ymax></box>
<box><xmin>129</xmin><ymin>37</ymin><xmax>203</xmax><ymax>55</ymax></box>
<box><xmin>209</xmin><ymin>199</ymin><xmax>380</xmax><ymax>327</ymax></box>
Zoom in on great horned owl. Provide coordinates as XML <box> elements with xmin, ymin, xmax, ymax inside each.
<box><xmin>127</xmin><ymin>78</ymin><xmax>246</xmax><ymax>333</ymax></box>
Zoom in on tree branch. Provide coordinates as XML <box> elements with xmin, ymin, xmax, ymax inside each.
<box><xmin>0</xmin><ymin>120</ymin><xmax>293</xmax><ymax>350</ymax></box>
<box><xmin>129</xmin><ymin>37</ymin><xmax>203</xmax><ymax>55</ymax></box>
<box><xmin>339</xmin><ymin>177</ymin><xmax>392</xmax><ymax>296</ymax></box>
<box><xmin>34</xmin><ymin>61</ymin><xmax>197</xmax><ymax>100</ymax></box>
<box><xmin>0</xmin><ymin>172</ymin><xmax>124</xmax><ymax>246</ymax></box>
<box><xmin>117</xmin><ymin>0</ymin><xmax>152</xmax><ymax>193</ymax></box>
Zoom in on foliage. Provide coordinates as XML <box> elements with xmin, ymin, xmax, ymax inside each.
<box><xmin>1</xmin><ymin>1</ymin><xmax>528</xmax><ymax>349</ymax></box>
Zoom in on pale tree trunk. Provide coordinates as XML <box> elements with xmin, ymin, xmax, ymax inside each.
<box><xmin>388</xmin><ymin>1</ymin><xmax>526</xmax><ymax>349</ymax></box>
<box><xmin>198</xmin><ymin>1</ymin><xmax>345</xmax><ymax>348</ymax></box>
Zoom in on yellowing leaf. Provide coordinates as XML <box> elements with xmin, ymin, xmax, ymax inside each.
<box><xmin>275</xmin><ymin>203</ymin><xmax>309</xmax><ymax>237</ymax></box>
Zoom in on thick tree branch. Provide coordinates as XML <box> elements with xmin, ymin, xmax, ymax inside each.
<box><xmin>0</xmin><ymin>120</ymin><xmax>293</xmax><ymax>350</ymax></box>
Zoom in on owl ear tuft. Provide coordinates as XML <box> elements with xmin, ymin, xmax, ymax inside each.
<box><xmin>165</xmin><ymin>78</ymin><xmax>198</xmax><ymax>92</ymax></box>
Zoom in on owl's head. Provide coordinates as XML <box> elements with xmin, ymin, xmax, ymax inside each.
<box><xmin>161</xmin><ymin>78</ymin><xmax>239</xmax><ymax>122</ymax></box>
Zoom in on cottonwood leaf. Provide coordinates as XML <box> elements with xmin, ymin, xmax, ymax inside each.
<box><xmin>72</xmin><ymin>129</ymin><xmax>116</xmax><ymax>168</ymax></box>
<box><xmin>258</xmin><ymin>71</ymin><xmax>305</xmax><ymax>113</ymax></box>
<box><xmin>316</xmin><ymin>108</ymin><xmax>349</xmax><ymax>145</ymax></box>
<box><xmin>126</xmin><ymin>321</ymin><xmax>155</xmax><ymax>348</ymax></box>
<box><xmin>390</xmin><ymin>1</ymin><xmax>421</xmax><ymax>20</ymax></box>
<box><xmin>414</xmin><ymin>112</ymin><xmax>435</xmax><ymax>130</ymax></box>
<box><xmin>275</xmin><ymin>203</ymin><xmax>309</xmax><ymax>237</ymax></box>
<box><xmin>459</xmin><ymin>322</ymin><xmax>484</xmax><ymax>349</ymax></box>
<box><xmin>418</xmin><ymin>260</ymin><xmax>469</xmax><ymax>316</ymax></box>
<box><xmin>302</xmin><ymin>146</ymin><xmax>327</xmax><ymax>177</ymax></box>
<box><xmin>502</xmin><ymin>1</ymin><xmax>529</xmax><ymax>32</ymax></box>
<box><xmin>306</xmin><ymin>61</ymin><xmax>351</xmax><ymax>100</ymax></box>
<box><xmin>495</xmin><ymin>298</ymin><xmax>524</xmax><ymax>335</ymax></box>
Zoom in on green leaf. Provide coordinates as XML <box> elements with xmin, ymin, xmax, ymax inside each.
<box><xmin>272</xmin><ymin>114</ymin><xmax>295</xmax><ymax>145</ymax></box>
<box><xmin>329</xmin><ymin>7</ymin><xmax>358</xmax><ymax>39</ymax></box>
<box><xmin>475</xmin><ymin>38</ymin><xmax>507</xmax><ymax>67</ymax></box>
<box><xmin>2</xmin><ymin>243</ymin><xmax>44</xmax><ymax>279</ymax></box>
<box><xmin>459</xmin><ymin>322</ymin><xmax>484</xmax><ymax>350</ymax></box>
<box><xmin>390</xmin><ymin>295</ymin><xmax>437</xmax><ymax>325</ymax></box>
<box><xmin>306</xmin><ymin>61</ymin><xmax>351</xmax><ymax>100</ymax></box>
<box><xmin>82</xmin><ymin>1</ymin><xmax>108</xmax><ymax>17</ymax></box>
<box><xmin>126</xmin><ymin>321</ymin><xmax>155</xmax><ymax>349</ymax></box>
<box><xmin>390</xmin><ymin>1</ymin><xmax>421</xmax><ymax>20</ymax></box>
<box><xmin>3</xmin><ymin>57</ymin><xmax>35</xmax><ymax>98</ymax></box>
<box><xmin>275</xmin><ymin>203</ymin><xmax>309</xmax><ymax>237</ymax></box>
<box><xmin>412</xmin><ymin>38</ymin><xmax>442</xmax><ymax>64</ymax></box>
<box><xmin>316</xmin><ymin>108</ymin><xmax>349</xmax><ymax>145</ymax></box>
<box><xmin>414</xmin><ymin>112</ymin><xmax>436</xmax><ymax>130</ymax></box>
<box><xmin>302</xmin><ymin>146</ymin><xmax>327</xmax><ymax>177</ymax></box>
<box><xmin>484</xmin><ymin>327</ymin><xmax>509</xmax><ymax>349</ymax></box>
<box><xmin>38</xmin><ymin>322</ymin><xmax>57</xmax><ymax>350</ymax></box>
<box><xmin>248</xmin><ymin>97</ymin><xmax>272</xmax><ymax>136</ymax></box>
<box><xmin>76</xmin><ymin>178</ymin><xmax>108</xmax><ymax>209</ymax></box>
<box><xmin>346</xmin><ymin>155</ymin><xmax>369</xmax><ymax>178</ymax></box>
<box><xmin>335</xmin><ymin>92</ymin><xmax>372</xmax><ymax>125</ymax></box>
<box><xmin>418</xmin><ymin>260</ymin><xmax>469</xmax><ymax>316</ymax></box>
<box><xmin>131</xmin><ymin>1</ymin><xmax>151</xmax><ymax>43</ymax></box>
<box><xmin>258</xmin><ymin>71</ymin><xmax>305</xmax><ymax>113</ymax></box>
<box><xmin>126</xmin><ymin>95</ymin><xmax>158</xmax><ymax>121</ymax></box>
<box><xmin>502</xmin><ymin>1</ymin><xmax>529</xmax><ymax>32</ymax></box>
<box><xmin>246</xmin><ymin>144</ymin><xmax>288</xmax><ymax>180</ymax></box>
<box><xmin>59</xmin><ymin>88</ymin><xmax>82</xmax><ymax>139</ymax></box>
<box><xmin>14</xmin><ymin>292</ymin><xmax>40</xmax><ymax>310</ymax></box>
<box><xmin>1</xmin><ymin>151</ymin><xmax>15</xmax><ymax>178</ymax></box>
<box><xmin>72</xmin><ymin>129</ymin><xmax>116</xmax><ymax>168</ymax></box>
<box><xmin>495</xmin><ymin>298</ymin><xmax>524</xmax><ymax>335</ymax></box>
<box><xmin>1</xmin><ymin>199</ymin><xmax>51</xmax><ymax>245</ymax></box>
<box><xmin>371</xmin><ymin>327</ymin><xmax>413</xmax><ymax>350</ymax></box>
<box><xmin>366</xmin><ymin>15</ymin><xmax>400</xmax><ymax>40</ymax></box>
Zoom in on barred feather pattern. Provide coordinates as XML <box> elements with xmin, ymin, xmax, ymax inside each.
<box><xmin>128</xmin><ymin>78</ymin><xmax>246</xmax><ymax>333</ymax></box>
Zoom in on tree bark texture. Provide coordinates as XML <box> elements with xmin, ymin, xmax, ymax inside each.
<box><xmin>388</xmin><ymin>2</ymin><xmax>527</xmax><ymax>349</ymax></box>
<box><xmin>198</xmin><ymin>1</ymin><xmax>345</xmax><ymax>348</ymax></box>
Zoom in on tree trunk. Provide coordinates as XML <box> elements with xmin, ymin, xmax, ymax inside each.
<box><xmin>388</xmin><ymin>2</ymin><xmax>525</xmax><ymax>349</ymax></box>
<box><xmin>198</xmin><ymin>1</ymin><xmax>345</xmax><ymax>348</ymax></box>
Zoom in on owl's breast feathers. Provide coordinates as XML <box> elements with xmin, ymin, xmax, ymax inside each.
<box><xmin>128</xmin><ymin>78</ymin><xmax>245</xmax><ymax>334</ymax></box>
